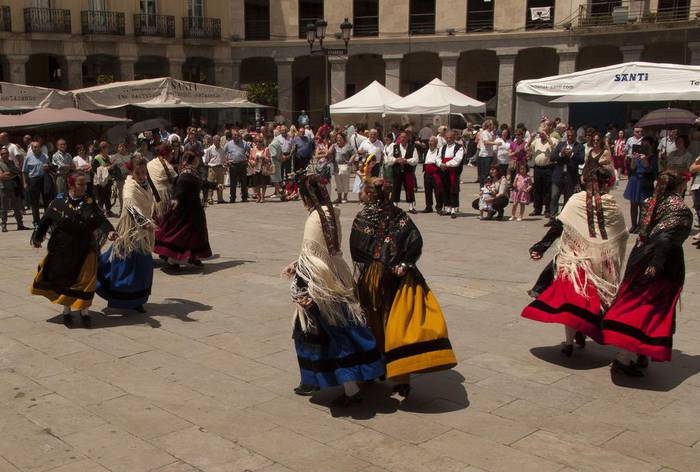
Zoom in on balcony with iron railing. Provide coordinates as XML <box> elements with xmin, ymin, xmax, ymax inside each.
<box><xmin>245</xmin><ymin>18</ymin><xmax>270</xmax><ymax>40</ymax></box>
<box><xmin>526</xmin><ymin>8</ymin><xmax>555</xmax><ymax>29</ymax></box>
<box><xmin>0</xmin><ymin>6</ymin><xmax>11</xmax><ymax>32</ymax></box>
<box><xmin>409</xmin><ymin>13</ymin><xmax>435</xmax><ymax>35</ymax></box>
<box><xmin>134</xmin><ymin>14</ymin><xmax>175</xmax><ymax>37</ymax></box>
<box><xmin>24</xmin><ymin>7</ymin><xmax>71</xmax><ymax>33</ymax></box>
<box><xmin>81</xmin><ymin>10</ymin><xmax>125</xmax><ymax>35</ymax></box>
<box><xmin>183</xmin><ymin>16</ymin><xmax>221</xmax><ymax>39</ymax></box>
<box><xmin>467</xmin><ymin>10</ymin><xmax>494</xmax><ymax>32</ymax></box>
<box><xmin>353</xmin><ymin>15</ymin><xmax>379</xmax><ymax>37</ymax></box>
<box><xmin>577</xmin><ymin>1</ymin><xmax>697</xmax><ymax>27</ymax></box>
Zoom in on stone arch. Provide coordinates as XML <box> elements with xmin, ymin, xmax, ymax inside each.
<box><xmin>400</xmin><ymin>51</ymin><xmax>440</xmax><ymax>95</ymax></box>
<box><xmin>134</xmin><ymin>55</ymin><xmax>168</xmax><ymax>80</ymax></box>
<box><xmin>183</xmin><ymin>57</ymin><xmax>215</xmax><ymax>84</ymax></box>
<box><xmin>346</xmin><ymin>54</ymin><xmax>385</xmax><ymax>97</ymax></box>
<box><xmin>641</xmin><ymin>42</ymin><xmax>690</xmax><ymax>64</ymax></box>
<box><xmin>292</xmin><ymin>55</ymin><xmax>328</xmax><ymax>125</ymax></box>
<box><xmin>240</xmin><ymin>57</ymin><xmax>276</xmax><ymax>86</ymax></box>
<box><xmin>457</xmin><ymin>49</ymin><xmax>498</xmax><ymax>113</ymax></box>
<box><xmin>82</xmin><ymin>54</ymin><xmax>120</xmax><ymax>87</ymax></box>
<box><xmin>576</xmin><ymin>45</ymin><xmax>623</xmax><ymax>71</ymax></box>
<box><xmin>514</xmin><ymin>47</ymin><xmax>559</xmax><ymax>83</ymax></box>
<box><xmin>26</xmin><ymin>54</ymin><xmax>67</xmax><ymax>89</ymax></box>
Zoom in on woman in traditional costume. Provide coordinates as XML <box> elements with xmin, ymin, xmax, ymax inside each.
<box><xmin>350</xmin><ymin>177</ymin><xmax>457</xmax><ymax>397</ymax></box>
<box><xmin>146</xmin><ymin>144</ymin><xmax>176</xmax><ymax>221</ymax></box>
<box><xmin>602</xmin><ymin>171</ymin><xmax>693</xmax><ymax>376</ymax></box>
<box><xmin>284</xmin><ymin>167</ymin><xmax>384</xmax><ymax>407</ymax></box>
<box><xmin>30</xmin><ymin>173</ymin><xmax>116</xmax><ymax>327</ymax></box>
<box><xmin>153</xmin><ymin>151</ymin><xmax>220</xmax><ymax>269</ymax></box>
<box><xmin>96</xmin><ymin>157</ymin><xmax>155</xmax><ymax>312</ymax></box>
<box><xmin>521</xmin><ymin>162</ymin><xmax>628</xmax><ymax>356</ymax></box>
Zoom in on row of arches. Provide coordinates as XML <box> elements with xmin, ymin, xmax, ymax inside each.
<box><xmin>0</xmin><ymin>54</ymin><xmax>218</xmax><ymax>88</ymax></box>
<box><xmin>237</xmin><ymin>41</ymin><xmax>690</xmax><ymax>118</ymax></box>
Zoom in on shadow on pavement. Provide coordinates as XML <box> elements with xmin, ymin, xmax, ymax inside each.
<box><xmin>310</xmin><ymin>370</ymin><xmax>468</xmax><ymax>419</ymax></box>
<box><xmin>530</xmin><ymin>344</ymin><xmax>616</xmax><ymax>370</ymax></box>
<box><xmin>46</xmin><ymin>310</ymin><xmax>162</xmax><ymax>330</ymax></box>
<box><xmin>203</xmin><ymin>259</ymin><xmax>252</xmax><ymax>274</ymax></box>
<box><xmin>46</xmin><ymin>297</ymin><xmax>213</xmax><ymax>330</ymax></box>
<box><xmin>611</xmin><ymin>350</ymin><xmax>700</xmax><ymax>392</ymax></box>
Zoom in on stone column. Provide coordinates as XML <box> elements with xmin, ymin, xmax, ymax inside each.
<box><xmin>558</xmin><ymin>50</ymin><xmax>578</xmax><ymax>75</ymax></box>
<box><xmin>383</xmin><ymin>54</ymin><xmax>402</xmax><ymax>95</ymax></box>
<box><xmin>329</xmin><ymin>56</ymin><xmax>347</xmax><ymax>104</ymax></box>
<box><xmin>231</xmin><ymin>60</ymin><xmax>241</xmax><ymax>89</ymax></box>
<box><xmin>65</xmin><ymin>56</ymin><xmax>86</xmax><ymax>90</ymax></box>
<box><xmin>439</xmin><ymin>52</ymin><xmax>460</xmax><ymax>88</ymax></box>
<box><xmin>496</xmin><ymin>52</ymin><xmax>517</xmax><ymax>127</ymax></box>
<box><xmin>688</xmin><ymin>42</ymin><xmax>700</xmax><ymax>66</ymax></box>
<box><xmin>620</xmin><ymin>45</ymin><xmax>644</xmax><ymax>63</ymax></box>
<box><xmin>275</xmin><ymin>57</ymin><xmax>294</xmax><ymax>122</ymax></box>
<box><xmin>169</xmin><ymin>58</ymin><xmax>185</xmax><ymax>80</ymax></box>
<box><xmin>119</xmin><ymin>57</ymin><xmax>136</xmax><ymax>82</ymax></box>
<box><xmin>6</xmin><ymin>55</ymin><xmax>29</xmax><ymax>84</ymax></box>
<box><xmin>215</xmin><ymin>60</ymin><xmax>234</xmax><ymax>88</ymax></box>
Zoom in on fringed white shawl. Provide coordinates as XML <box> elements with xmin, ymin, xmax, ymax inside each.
<box><xmin>292</xmin><ymin>207</ymin><xmax>366</xmax><ymax>332</ymax></box>
<box><xmin>146</xmin><ymin>157</ymin><xmax>176</xmax><ymax>217</ymax></box>
<box><xmin>111</xmin><ymin>176</ymin><xmax>155</xmax><ymax>260</ymax></box>
<box><xmin>556</xmin><ymin>191</ymin><xmax>629</xmax><ymax>308</ymax></box>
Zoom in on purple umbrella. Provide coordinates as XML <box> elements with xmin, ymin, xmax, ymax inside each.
<box><xmin>635</xmin><ymin>108</ymin><xmax>697</xmax><ymax>128</ymax></box>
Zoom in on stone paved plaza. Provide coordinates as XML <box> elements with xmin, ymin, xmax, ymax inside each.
<box><xmin>1</xmin><ymin>167</ymin><xmax>699</xmax><ymax>472</ymax></box>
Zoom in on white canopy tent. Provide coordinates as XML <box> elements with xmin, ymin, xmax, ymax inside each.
<box><xmin>515</xmin><ymin>62</ymin><xmax>700</xmax><ymax>129</ymax></box>
<box><xmin>0</xmin><ymin>82</ymin><xmax>74</xmax><ymax>111</ymax></box>
<box><xmin>72</xmin><ymin>77</ymin><xmax>265</xmax><ymax>110</ymax></box>
<box><xmin>330</xmin><ymin>80</ymin><xmax>401</xmax><ymax>114</ymax></box>
<box><xmin>385</xmin><ymin>78</ymin><xmax>485</xmax><ymax>115</ymax></box>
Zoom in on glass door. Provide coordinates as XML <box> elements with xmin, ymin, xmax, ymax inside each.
<box><xmin>140</xmin><ymin>0</ymin><xmax>158</xmax><ymax>34</ymax></box>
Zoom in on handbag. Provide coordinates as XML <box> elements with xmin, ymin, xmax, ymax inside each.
<box><xmin>94</xmin><ymin>166</ymin><xmax>111</xmax><ymax>187</ymax></box>
<box><xmin>262</xmin><ymin>160</ymin><xmax>276</xmax><ymax>176</ymax></box>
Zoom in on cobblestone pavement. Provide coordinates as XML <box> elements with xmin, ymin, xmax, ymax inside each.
<box><xmin>1</xmin><ymin>167</ymin><xmax>699</xmax><ymax>472</ymax></box>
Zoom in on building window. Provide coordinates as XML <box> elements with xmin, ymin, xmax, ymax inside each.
<box><xmin>187</xmin><ymin>0</ymin><xmax>204</xmax><ymax>17</ymax></box>
<box><xmin>657</xmin><ymin>0</ymin><xmax>690</xmax><ymax>21</ymax></box>
<box><xmin>140</xmin><ymin>0</ymin><xmax>157</xmax><ymax>15</ymax></box>
<box><xmin>299</xmin><ymin>0</ymin><xmax>323</xmax><ymax>38</ymax></box>
<box><xmin>353</xmin><ymin>0</ymin><xmax>378</xmax><ymax>37</ymax></box>
<box><xmin>409</xmin><ymin>0</ymin><xmax>435</xmax><ymax>35</ymax></box>
<box><xmin>467</xmin><ymin>0</ymin><xmax>494</xmax><ymax>32</ymax></box>
<box><xmin>245</xmin><ymin>0</ymin><xmax>270</xmax><ymax>40</ymax></box>
<box><xmin>526</xmin><ymin>0</ymin><xmax>555</xmax><ymax>29</ymax></box>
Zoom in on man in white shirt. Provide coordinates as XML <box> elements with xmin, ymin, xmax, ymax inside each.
<box><xmin>658</xmin><ymin>128</ymin><xmax>677</xmax><ymax>161</ymax></box>
<box><xmin>439</xmin><ymin>131</ymin><xmax>465</xmax><ymax>218</ymax></box>
<box><xmin>385</xmin><ymin>132</ymin><xmax>419</xmax><ymax>213</ymax></box>
<box><xmin>204</xmin><ymin>134</ymin><xmax>226</xmax><ymax>203</ymax></box>
<box><xmin>477</xmin><ymin>120</ymin><xmax>497</xmax><ymax>186</ymax></box>
<box><xmin>274</xmin><ymin>126</ymin><xmax>293</xmax><ymax>181</ymax></box>
<box><xmin>357</xmin><ymin>129</ymin><xmax>383</xmax><ymax>163</ymax></box>
<box><xmin>422</xmin><ymin>136</ymin><xmax>443</xmax><ymax>214</ymax></box>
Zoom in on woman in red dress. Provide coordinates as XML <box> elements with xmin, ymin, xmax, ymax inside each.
<box><xmin>602</xmin><ymin>171</ymin><xmax>693</xmax><ymax>376</ymax></box>
<box><xmin>522</xmin><ymin>161</ymin><xmax>628</xmax><ymax>356</ymax></box>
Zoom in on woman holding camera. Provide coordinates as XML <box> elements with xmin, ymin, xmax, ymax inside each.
<box><xmin>624</xmin><ymin>136</ymin><xmax>658</xmax><ymax>233</ymax></box>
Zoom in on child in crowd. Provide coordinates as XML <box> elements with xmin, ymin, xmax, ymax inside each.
<box><xmin>510</xmin><ymin>163</ymin><xmax>532</xmax><ymax>221</ymax></box>
<box><xmin>479</xmin><ymin>176</ymin><xmax>496</xmax><ymax>219</ymax></box>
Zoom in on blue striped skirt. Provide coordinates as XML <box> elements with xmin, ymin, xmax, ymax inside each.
<box><xmin>96</xmin><ymin>247</ymin><xmax>153</xmax><ymax>310</ymax></box>
<box><xmin>293</xmin><ymin>305</ymin><xmax>385</xmax><ymax>389</ymax></box>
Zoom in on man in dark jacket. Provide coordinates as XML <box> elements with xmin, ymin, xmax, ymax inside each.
<box><xmin>547</xmin><ymin>127</ymin><xmax>584</xmax><ymax>226</ymax></box>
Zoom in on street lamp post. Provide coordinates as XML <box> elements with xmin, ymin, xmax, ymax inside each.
<box><xmin>305</xmin><ymin>17</ymin><xmax>353</xmax><ymax>120</ymax></box>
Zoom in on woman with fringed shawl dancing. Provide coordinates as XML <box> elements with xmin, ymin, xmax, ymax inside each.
<box><xmin>521</xmin><ymin>160</ymin><xmax>628</xmax><ymax>357</ymax></box>
<box><xmin>602</xmin><ymin>171</ymin><xmax>693</xmax><ymax>377</ymax></box>
<box><xmin>96</xmin><ymin>157</ymin><xmax>155</xmax><ymax>313</ymax></box>
<box><xmin>350</xmin><ymin>177</ymin><xmax>457</xmax><ymax>398</ymax></box>
<box><xmin>284</xmin><ymin>166</ymin><xmax>384</xmax><ymax>407</ymax></box>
